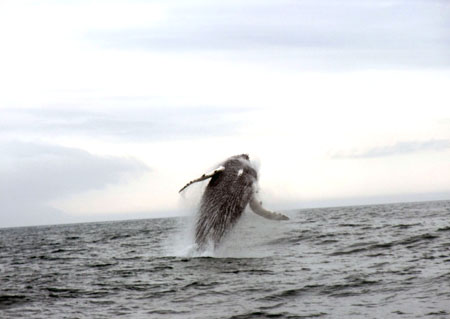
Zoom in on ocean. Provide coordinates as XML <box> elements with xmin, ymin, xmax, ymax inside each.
<box><xmin>1</xmin><ymin>200</ymin><xmax>449</xmax><ymax>318</ymax></box>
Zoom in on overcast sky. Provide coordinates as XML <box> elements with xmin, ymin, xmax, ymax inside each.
<box><xmin>1</xmin><ymin>0</ymin><xmax>449</xmax><ymax>227</ymax></box>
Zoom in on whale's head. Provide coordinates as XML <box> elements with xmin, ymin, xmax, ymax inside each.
<box><xmin>239</xmin><ymin>154</ymin><xmax>249</xmax><ymax>160</ymax></box>
<box><xmin>229</xmin><ymin>153</ymin><xmax>250</xmax><ymax>161</ymax></box>
<box><xmin>225</xmin><ymin>154</ymin><xmax>257</xmax><ymax>180</ymax></box>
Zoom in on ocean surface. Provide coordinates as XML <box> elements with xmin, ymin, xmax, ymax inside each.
<box><xmin>1</xmin><ymin>200</ymin><xmax>449</xmax><ymax>318</ymax></box>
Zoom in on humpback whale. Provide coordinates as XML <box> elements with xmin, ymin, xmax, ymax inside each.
<box><xmin>179</xmin><ymin>154</ymin><xmax>288</xmax><ymax>250</ymax></box>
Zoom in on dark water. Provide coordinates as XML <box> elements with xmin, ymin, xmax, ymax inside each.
<box><xmin>1</xmin><ymin>201</ymin><xmax>450</xmax><ymax>318</ymax></box>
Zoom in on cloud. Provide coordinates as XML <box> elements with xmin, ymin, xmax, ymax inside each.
<box><xmin>0</xmin><ymin>107</ymin><xmax>251</xmax><ymax>142</ymax></box>
<box><xmin>332</xmin><ymin>139</ymin><xmax>450</xmax><ymax>159</ymax></box>
<box><xmin>0</xmin><ymin>141</ymin><xmax>149</xmax><ymax>227</ymax></box>
<box><xmin>87</xmin><ymin>0</ymin><xmax>450</xmax><ymax>69</ymax></box>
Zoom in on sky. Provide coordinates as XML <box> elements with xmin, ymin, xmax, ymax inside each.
<box><xmin>0</xmin><ymin>0</ymin><xmax>449</xmax><ymax>228</ymax></box>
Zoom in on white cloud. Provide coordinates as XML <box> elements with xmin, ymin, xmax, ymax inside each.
<box><xmin>331</xmin><ymin>139</ymin><xmax>450</xmax><ymax>159</ymax></box>
<box><xmin>0</xmin><ymin>141</ymin><xmax>149</xmax><ymax>227</ymax></box>
<box><xmin>0</xmin><ymin>107</ymin><xmax>250</xmax><ymax>141</ymax></box>
<box><xmin>87</xmin><ymin>0</ymin><xmax>450</xmax><ymax>68</ymax></box>
<box><xmin>0</xmin><ymin>0</ymin><xmax>449</xmax><ymax>226</ymax></box>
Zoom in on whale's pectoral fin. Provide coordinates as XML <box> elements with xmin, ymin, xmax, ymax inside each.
<box><xmin>249</xmin><ymin>197</ymin><xmax>289</xmax><ymax>220</ymax></box>
<box><xmin>179</xmin><ymin>166</ymin><xmax>225</xmax><ymax>193</ymax></box>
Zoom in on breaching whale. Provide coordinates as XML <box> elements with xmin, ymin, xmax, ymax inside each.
<box><xmin>179</xmin><ymin>154</ymin><xmax>289</xmax><ymax>250</ymax></box>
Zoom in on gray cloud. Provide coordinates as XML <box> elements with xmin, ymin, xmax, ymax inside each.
<box><xmin>0</xmin><ymin>141</ymin><xmax>149</xmax><ymax>227</ymax></box>
<box><xmin>332</xmin><ymin>139</ymin><xmax>450</xmax><ymax>159</ymax></box>
<box><xmin>0</xmin><ymin>106</ymin><xmax>251</xmax><ymax>142</ymax></box>
<box><xmin>88</xmin><ymin>0</ymin><xmax>450</xmax><ymax>69</ymax></box>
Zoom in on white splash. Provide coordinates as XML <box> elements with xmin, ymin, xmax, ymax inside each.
<box><xmin>164</xmin><ymin>207</ymin><xmax>285</xmax><ymax>259</ymax></box>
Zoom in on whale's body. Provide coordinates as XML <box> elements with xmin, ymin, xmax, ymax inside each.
<box><xmin>179</xmin><ymin>154</ymin><xmax>288</xmax><ymax>250</ymax></box>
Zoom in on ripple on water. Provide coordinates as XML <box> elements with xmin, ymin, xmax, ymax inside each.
<box><xmin>0</xmin><ymin>201</ymin><xmax>449</xmax><ymax>318</ymax></box>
